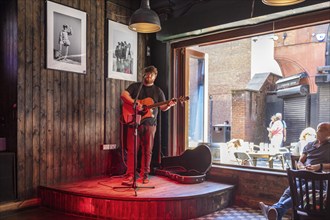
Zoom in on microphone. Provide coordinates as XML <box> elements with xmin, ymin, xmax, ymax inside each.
<box><xmin>142</xmin><ymin>71</ymin><xmax>155</xmax><ymax>78</ymax></box>
<box><xmin>143</xmin><ymin>72</ymin><xmax>151</xmax><ymax>78</ymax></box>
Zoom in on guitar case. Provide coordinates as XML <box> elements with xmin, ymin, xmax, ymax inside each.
<box><xmin>154</xmin><ymin>144</ymin><xmax>212</xmax><ymax>184</ymax></box>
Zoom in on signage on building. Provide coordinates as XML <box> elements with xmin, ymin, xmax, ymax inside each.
<box><xmin>276</xmin><ymin>72</ymin><xmax>308</xmax><ymax>90</ymax></box>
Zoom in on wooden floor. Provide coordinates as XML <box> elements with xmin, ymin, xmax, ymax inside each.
<box><xmin>39</xmin><ymin>175</ymin><xmax>235</xmax><ymax>219</ymax></box>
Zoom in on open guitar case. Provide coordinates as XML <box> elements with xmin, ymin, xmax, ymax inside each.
<box><xmin>154</xmin><ymin>144</ymin><xmax>212</xmax><ymax>184</ymax></box>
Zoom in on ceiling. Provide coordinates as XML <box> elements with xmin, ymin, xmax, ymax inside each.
<box><xmin>150</xmin><ymin>0</ymin><xmax>330</xmax><ymax>21</ymax></box>
<box><xmin>151</xmin><ymin>0</ymin><xmax>215</xmax><ymax>21</ymax></box>
<box><xmin>146</xmin><ymin>0</ymin><xmax>330</xmax><ymax>41</ymax></box>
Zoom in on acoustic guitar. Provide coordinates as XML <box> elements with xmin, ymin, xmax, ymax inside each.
<box><xmin>122</xmin><ymin>96</ymin><xmax>189</xmax><ymax>125</ymax></box>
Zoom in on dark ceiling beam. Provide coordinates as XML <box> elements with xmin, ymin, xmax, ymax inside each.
<box><xmin>171</xmin><ymin>9</ymin><xmax>330</xmax><ymax>48</ymax></box>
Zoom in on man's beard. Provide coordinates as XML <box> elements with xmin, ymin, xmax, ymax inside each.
<box><xmin>144</xmin><ymin>77</ymin><xmax>154</xmax><ymax>85</ymax></box>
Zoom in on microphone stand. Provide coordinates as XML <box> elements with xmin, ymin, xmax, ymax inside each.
<box><xmin>114</xmin><ymin>79</ymin><xmax>155</xmax><ymax>196</ymax></box>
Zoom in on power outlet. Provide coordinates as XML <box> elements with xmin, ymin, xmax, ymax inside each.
<box><xmin>101</xmin><ymin>144</ymin><xmax>117</xmax><ymax>150</ymax></box>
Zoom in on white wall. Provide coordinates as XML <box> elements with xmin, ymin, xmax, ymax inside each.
<box><xmin>251</xmin><ymin>34</ymin><xmax>282</xmax><ymax>78</ymax></box>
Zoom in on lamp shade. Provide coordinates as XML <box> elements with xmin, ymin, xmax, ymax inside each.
<box><xmin>129</xmin><ymin>0</ymin><xmax>161</xmax><ymax>33</ymax></box>
<box><xmin>262</xmin><ymin>0</ymin><xmax>305</xmax><ymax>6</ymax></box>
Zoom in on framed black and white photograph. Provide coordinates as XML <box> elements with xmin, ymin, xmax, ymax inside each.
<box><xmin>46</xmin><ymin>1</ymin><xmax>87</xmax><ymax>74</ymax></box>
<box><xmin>108</xmin><ymin>20</ymin><xmax>137</xmax><ymax>81</ymax></box>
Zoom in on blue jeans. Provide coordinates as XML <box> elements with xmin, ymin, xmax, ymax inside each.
<box><xmin>272</xmin><ymin>186</ymin><xmax>292</xmax><ymax>220</ymax></box>
<box><xmin>272</xmin><ymin>180</ymin><xmax>326</xmax><ymax>220</ymax></box>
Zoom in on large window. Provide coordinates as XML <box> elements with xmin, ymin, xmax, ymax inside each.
<box><xmin>170</xmin><ymin>12</ymin><xmax>330</xmax><ymax>171</ymax></box>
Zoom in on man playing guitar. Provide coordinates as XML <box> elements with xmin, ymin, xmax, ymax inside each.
<box><xmin>121</xmin><ymin>65</ymin><xmax>176</xmax><ymax>185</ymax></box>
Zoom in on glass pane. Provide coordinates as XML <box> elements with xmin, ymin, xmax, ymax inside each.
<box><xmin>188</xmin><ymin>57</ymin><xmax>205</xmax><ymax>148</ymax></box>
<box><xmin>191</xmin><ymin>23</ymin><xmax>330</xmax><ymax>170</ymax></box>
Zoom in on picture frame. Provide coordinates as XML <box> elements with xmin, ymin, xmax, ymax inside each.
<box><xmin>46</xmin><ymin>1</ymin><xmax>87</xmax><ymax>74</ymax></box>
<box><xmin>108</xmin><ymin>20</ymin><xmax>137</xmax><ymax>81</ymax></box>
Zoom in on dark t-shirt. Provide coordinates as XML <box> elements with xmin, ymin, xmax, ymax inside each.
<box><xmin>126</xmin><ymin>82</ymin><xmax>166</xmax><ymax>126</ymax></box>
<box><xmin>302</xmin><ymin>140</ymin><xmax>330</xmax><ymax>166</ymax></box>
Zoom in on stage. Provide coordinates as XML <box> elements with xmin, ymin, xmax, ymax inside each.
<box><xmin>39</xmin><ymin>175</ymin><xmax>235</xmax><ymax>219</ymax></box>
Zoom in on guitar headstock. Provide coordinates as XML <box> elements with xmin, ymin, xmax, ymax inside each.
<box><xmin>178</xmin><ymin>96</ymin><xmax>189</xmax><ymax>104</ymax></box>
<box><xmin>167</xmin><ymin>96</ymin><xmax>189</xmax><ymax>107</ymax></box>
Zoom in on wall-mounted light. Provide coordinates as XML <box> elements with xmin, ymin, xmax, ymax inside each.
<box><xmin>128</xmin><ymin>0</ymin><xmax>161</xmax><ymax>33</ymax></box>
<box><xmin>262</xmin><ymin>0</ymin><xmax>305</xmax><ymax>6</ymax></box>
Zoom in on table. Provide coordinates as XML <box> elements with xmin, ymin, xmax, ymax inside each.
<box><xmin>248</xmin><ymin>151</ymin><xmax>278</xmax><ymax>168</ymax></box>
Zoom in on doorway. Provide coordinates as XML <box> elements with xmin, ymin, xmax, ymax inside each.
<box><xmin>185</xmin><ymin>49</ymin><xmax>209</xmax><ymax>148</ymax></box>
<box><xmin>170</xmin><ymin>48</ymin><xmax>208</xmax><ymax>153</ymax></box>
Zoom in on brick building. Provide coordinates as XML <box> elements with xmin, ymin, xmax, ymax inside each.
<box><xmin>194</xmin><ymin>24</ymin><xmax>329</xmax><ymax>144</ymax></box>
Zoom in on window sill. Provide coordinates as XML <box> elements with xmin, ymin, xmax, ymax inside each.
<box><xmin>210</xmin><ymin>163</ymin><xmax>287</xmax><ymax>176</ymax></box>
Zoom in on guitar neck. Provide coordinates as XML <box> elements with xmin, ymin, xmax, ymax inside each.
<box><xmin>147</xmin><ymin>99</ymin><xmax>173</xmax><ymax>109</ymax></box>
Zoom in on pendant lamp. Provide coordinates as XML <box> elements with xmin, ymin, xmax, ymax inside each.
<box><xmin>128</xmin><ymin>0</ymin><xmax>161</xmax><ymax>33</ymax></box>
<box><xmin>262</xmin><ymin>0</ymin><xmax>305</xmax><ymax>6</ymax></box>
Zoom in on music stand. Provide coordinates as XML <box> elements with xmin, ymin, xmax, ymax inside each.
<box><xmin>114</xmin><ymin>81</ymin><xmax>155</xmax><ymax>196</ymax></box>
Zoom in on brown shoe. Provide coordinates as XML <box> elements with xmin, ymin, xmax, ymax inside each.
<box><xmin>142</xmin><ymin>174</ymin><xmax>149</xmax><ymax>184</ymax></box>
<box><xmin>259</xmin><ymin>202</ymin><xmax>269</xmax><ymax>218</ymax></box>
<box><xmin>267</xmin><ymin>207</ymin><xmax>278</xmax><ymax>220</ymax></box>
<box><xmin>122</xmin><ymin>175</ymin><xmax>134</xmax><ymax>186</ymax></box>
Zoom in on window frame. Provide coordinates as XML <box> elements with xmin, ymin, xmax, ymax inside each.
<box><xmin>169</xmin><ymin>8</ymin><xmax>330</xmax><ymax>172</ymax></box>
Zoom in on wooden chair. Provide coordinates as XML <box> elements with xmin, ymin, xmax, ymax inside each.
<box><xmin>234</xmin><ymin>152</ymin><xmax>252</xmax><ymax>166</ymax></box>
<box><xmin>287</xmin><ymin>169</ymin><xmax>330</xmax><ymax>220</ymax></box>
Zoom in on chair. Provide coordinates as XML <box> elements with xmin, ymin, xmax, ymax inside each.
<box><xmin>273</xmin><ymin>147</ymin><xmax>290</xmax><ymax>169</ymax></box>
<box><xmin>282</xmin><ymin>152</ymin><xmax>292</xmax><ymax>169</ymax></box>
<box><xmin>287</xmin><ymin>169</ymin><xmax>330</xmax><ymax>220</ymax></box>
<box><xmin>234</xmin><ymin>152</ymin><xmax>252</xmax><ymax>166</ymax></box>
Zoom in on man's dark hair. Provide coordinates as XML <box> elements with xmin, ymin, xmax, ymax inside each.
<box><xmin>144</xmin><ymin>65</ymin><xmax>157</xmax><ymax>75</ymax></box>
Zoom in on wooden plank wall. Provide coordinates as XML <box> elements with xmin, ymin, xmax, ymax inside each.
<box><xmin>16</xmin><ymin>0</ymin><xmax>145</xmax><ymax>199</ymax></box>
<box><xmin>104</xmin><ymin>1</ymin><xmax>146</xmax><ymax>176</ymax></box>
